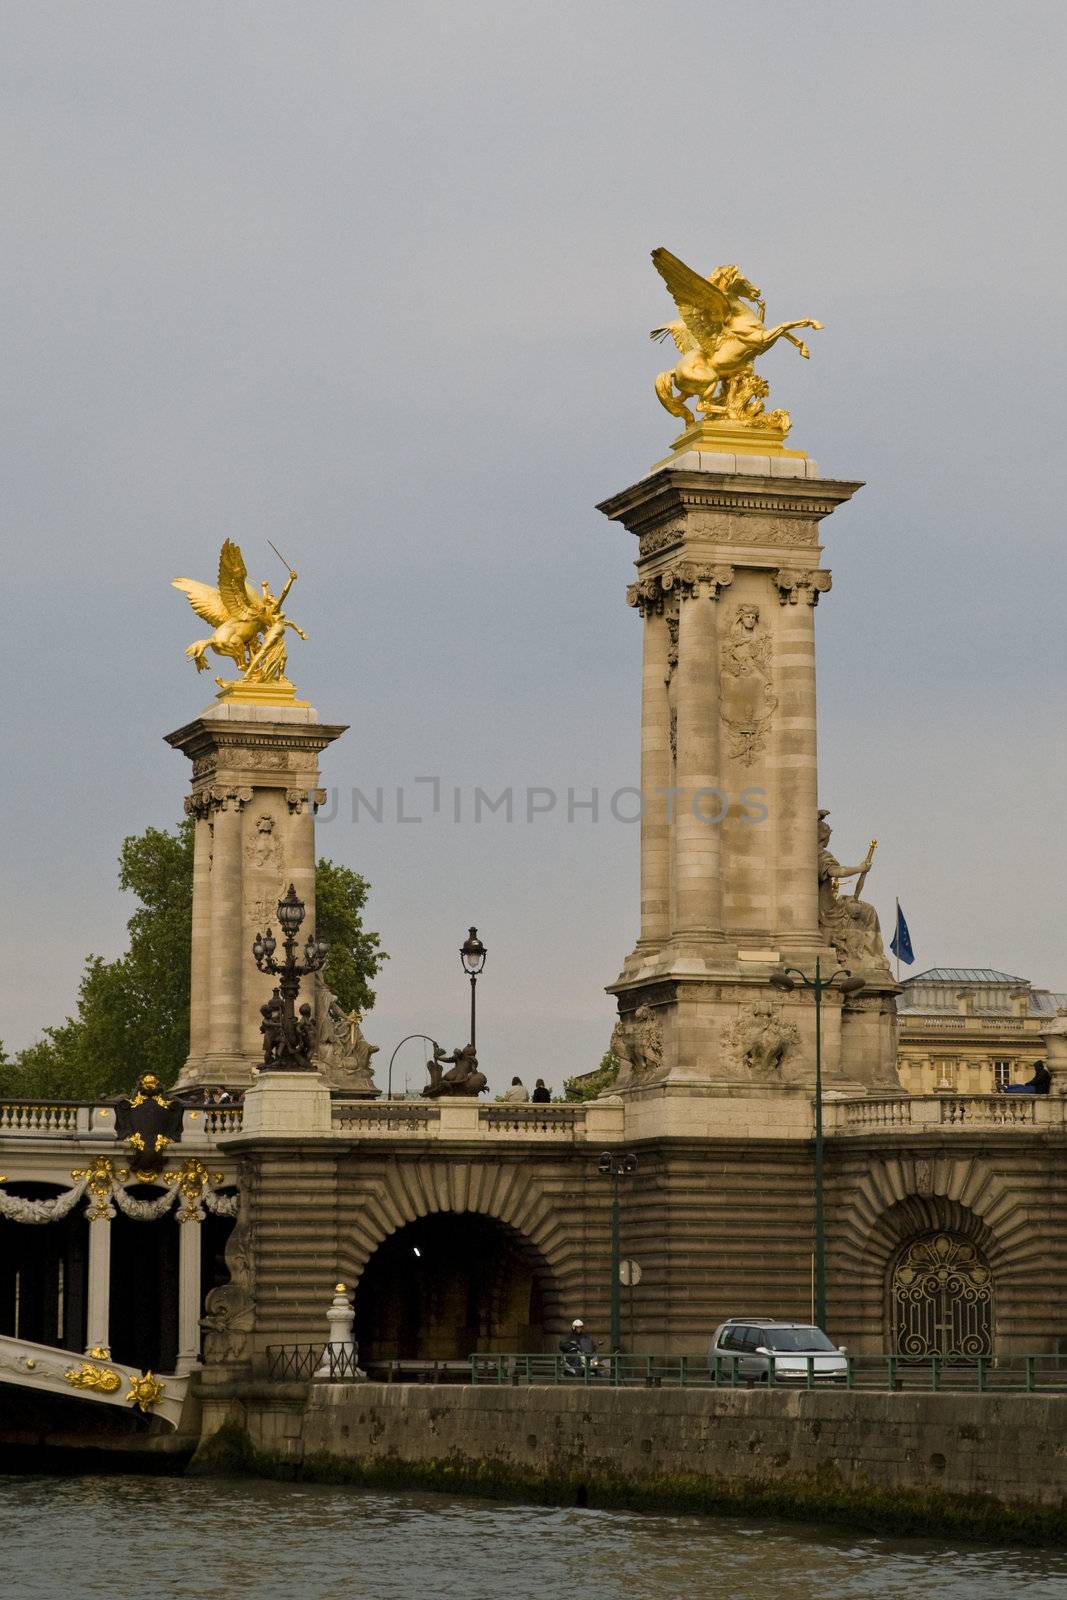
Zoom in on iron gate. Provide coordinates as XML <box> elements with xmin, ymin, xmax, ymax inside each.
<box><xmin>891</xmin><ymin>1232</ymin><xmax>993</xmax><ymax>1360</ymax></box>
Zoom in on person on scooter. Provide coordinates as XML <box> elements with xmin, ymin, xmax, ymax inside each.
<box><xmin>559</xmin><ymin>1319</ymin><xmax>600</xmax><ymax>1376</ymax></box>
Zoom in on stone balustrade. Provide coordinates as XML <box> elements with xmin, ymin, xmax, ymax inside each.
<box><xmin>0</xmin><ymin>1099</ymin><xmax>241</xmax><ymax>1144</ymax></box>
<box><xmin>332</xmin><ymin>1098</ymin><xmax>625</xmax><ymax>1142</ymax></box>
<box><xmin>823</xmin><ymin>1093</ymin><xmax>1066</xmax><ymax>1135</ymax></box>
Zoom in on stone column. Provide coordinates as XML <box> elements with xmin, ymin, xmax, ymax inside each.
<box><xmin>175</xmin><ymin>1216</ymin><xmax>202</xmax><ymax>1374</ymax></box>
<box><xmin>672</xmin><ymin>571</ymin><xmax>731</xmax><ymax>940</ymax></box>
<box><xmin>84</xmin><ymin>1214</ymin><xmax>111</xmax><ymax>1354</ymax></box>
<box><xmin>286</xmin><ymin>789</ymin><xmax>318</xmax><ymax>931</ymax></box>
<box><xmin>208</xmin><ymin>793</ymin><xmax>246</xmax><ymax>1063</ymax></box>
<box><xmin>633</xmin><ymin>599</ymin><xmax>671</xmax><ymax>949</ymax></box>
<box><xmin>773</xmin><ymin>568</ymin><xmax>829</xmax><ymax>949</ymax></box>
<box><xmin>187</xmin><ymin>803</ymin><xmax>213</xmax><ymax>1057</ymax></box>
<box><xmin>167</xmin><ymin>703</ymin><xmax>347</xmax><ymax>1091</ymax></box>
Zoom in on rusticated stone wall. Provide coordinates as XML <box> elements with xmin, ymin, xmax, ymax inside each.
<box><xmin>229</xmin><ymin>1124</ymin><xmax>1067</xmax><ymax>1365</ymax></box>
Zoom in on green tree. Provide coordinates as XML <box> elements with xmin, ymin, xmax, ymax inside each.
<box><xmin>563</xmin><ymin>1049</ymin><xmax>618</xmax><ymax>1103</ymax></box>
<box><xmin>7</xmin><ymin>823</ymin><xmax>385</xmax><ymax>1101</ymax></box>
<box><xmin>314</xmin><ymin>856</ymin><xmax>385</xmax><ymax>1015</ymax></box>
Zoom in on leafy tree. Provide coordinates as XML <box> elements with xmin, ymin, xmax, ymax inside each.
<box><xmin>563</xmin><ymin>1049</ymin><xmax>618</xmax><ymax>1103</ymax></box>
<box><xmin>314</xmin><ymin>856</ymin><xmax>385</xmax><ymax>1016</ymax></box>
<box><xmin>6</xmin><ymin>823</ymin><xmax>385</xmax><ymax>1102</ymax></box>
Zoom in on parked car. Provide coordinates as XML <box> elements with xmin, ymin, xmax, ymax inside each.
<box><xmin>708</xmin><ymin>1318</ymin><xmax>848</xmax><ymax>1384</ymax></box>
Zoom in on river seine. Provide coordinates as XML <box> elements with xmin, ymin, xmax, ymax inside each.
<box><xmin>1</xmin><ymin>1475</ymin><xmax>1065</xmax><ymax>1599</ymax></box>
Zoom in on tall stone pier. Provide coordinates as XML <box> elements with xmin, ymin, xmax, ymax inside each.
<box><xmin>165</xmin><ymin>701</ymin><xmax>346</xmax><ymax>1090</ymax></box>
<box><xmin>598</xmin><ymin>436</ymin><xmax>900</xmax><ymax>1127</ymax></box>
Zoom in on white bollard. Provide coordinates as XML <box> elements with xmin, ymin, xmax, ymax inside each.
<box><xmin>313</xmin><ymin>1282</ymin><xmax>365</xmax><ymax>1380</ymax></box>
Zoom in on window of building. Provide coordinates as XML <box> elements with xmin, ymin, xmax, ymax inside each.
<box><xmin>994</xmin><ymin>1059</ymin><xmax>1013</xmax><ymax>1090</ymax></box>
<box><xmin>934</xmin><ymin>1059</ymin><xmax>957</xmax><ymax>1090</ymax></box>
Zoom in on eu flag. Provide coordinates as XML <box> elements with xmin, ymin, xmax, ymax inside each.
<box><xmin>890</xmin><ymin>901</ymin><xmax>914</xmax><ymax>965</ymax></box>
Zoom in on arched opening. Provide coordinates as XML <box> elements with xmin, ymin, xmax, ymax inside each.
<box><xmin>353</xmin><ymin>1213</ymin><xmax>550</xmax><ymax>1367</ymax></box>
<box><xmin>0</xmin><ymin>1184</ymin><xmax>87</xmax><ymax>1352</ymax></box>
<box><xmin>890</xmin><ymin>1231</ymin><xmax>994</xmax><ymax>1361</ymax></box>
<box><xmin>108</xmin><ymin>1189</ymin><xmax>178</xmax><ymax>1372</ymax></box>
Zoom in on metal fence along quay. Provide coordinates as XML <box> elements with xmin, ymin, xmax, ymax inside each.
<box><xmin>263</xmin><ymin>1347</ymin><xmax>1067</xmax><ymax>1393</ymax></box>
<box><xmin>468</xmin><ymin>1353</ymin><xmax>1067</xmax><ymax>1394</ymax></box>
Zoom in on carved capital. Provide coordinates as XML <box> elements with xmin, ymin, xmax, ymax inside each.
<box><xmin>626</xmin><ymin>577</ymin><xmax>664</xmax><ymax>616</ymax></box>
<box><xmin>628</xmin><ymin>565</ymin><xmax>734</xmax><ymax>615</ymax></box>
<box><xmin>775</xmin><ymin>568</ymin><xmax>832</xmax><ymax>606</ymax></box>
<box><xmin>185</xmin><ymin>785</ymin><xmax>253</xmax><ymax>819</ymax></box>
<box><xmin>669</xmin><ymin>562</ymin><xmax>734</xmax><ymax>602</ymax></box>
<box><xmin>286</xmin><ymin>787</ymin><xmax>327</xmax><ymax>815</ymax></box>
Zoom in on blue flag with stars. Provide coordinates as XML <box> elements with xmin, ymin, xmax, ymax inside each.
<box><xmin>890</xmin><ymin>901</ymin><xmax>914</xmax><ymax>965</ymax></box>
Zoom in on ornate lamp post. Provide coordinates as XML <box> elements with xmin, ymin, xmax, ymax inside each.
<box><xmin>769</xmin><ymin>958</ymin><xmax>865</xmax><ymax>1329</ymax></box>
<box><xmin>252</xmin><ymin>883</ymin><xmax>329</xmax><ymax>1071</ymax></box>
<box><xmin>597</xmin><ymin>1151</ymin><xmax>639</xmax><ymax>1354</ymax></box>
<box><xmin>459</xmin><ymin>926</ymin><xmax>487</xmax><ymax>1049</ymax></box>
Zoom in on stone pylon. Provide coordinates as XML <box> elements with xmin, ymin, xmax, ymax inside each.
<box><xmin>598</xmin><ymin>440</ymin><xmax>900</xmax><ymax>1118</ymax></box>
<box><xmin>166</xmin><ymin>701</ymin><xmax>346</xmax><ymax>1090</ymax></box>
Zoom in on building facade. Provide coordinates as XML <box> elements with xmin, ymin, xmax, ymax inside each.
<box><xmin>897</xmin><ymin>968</ymin><xmax>1067</xmax><ymax>1095</ymax></box>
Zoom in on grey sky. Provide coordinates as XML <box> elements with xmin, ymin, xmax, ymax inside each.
<box><xmin>4</xmin><ymin>1</ymin><xmax>1065</xmax><ymax>1088</ymax></box>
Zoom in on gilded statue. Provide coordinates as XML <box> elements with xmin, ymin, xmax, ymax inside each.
<box><xmin>173</xmin><ymin>539</ymin><xmax>307</xmax><ymax>692</ymax></box>
<box><xmin>650</xmin><ymin>248</ymin><xmax>822</xmax><ymax>436</ymax></box>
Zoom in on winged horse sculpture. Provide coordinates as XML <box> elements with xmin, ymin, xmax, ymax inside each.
<box><xmin>650</xmin><ymin>248</ymin><xmax>822</xmax><ymax>433</ymax></box>
<box><xmin>173</xmin><ymin>540</ymin><xmax>307</xmax><ymax>685</ymax></box>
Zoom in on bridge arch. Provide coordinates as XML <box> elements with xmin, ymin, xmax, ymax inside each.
<box><xmin>336</xmin><ymin>1161</ymin><xmax>575</xmax><ymax>1363</ymax></box>
<box><xmin>831</xmin><ymin>1154</ymin><xmax>1036</xmax><ymax>1351</ymax></box>
<box><xmin>352</xmin><ymin>1211</ymin><xmax>558</xmax><ymax>1364</ymax></box>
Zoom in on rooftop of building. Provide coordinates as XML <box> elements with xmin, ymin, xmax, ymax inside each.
<box><xmin>898</xmin><ymin>966</ymin><xmax>1067</xmax><ymax>1021</ymax></box>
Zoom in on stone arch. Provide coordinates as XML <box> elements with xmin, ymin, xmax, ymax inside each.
<box><xmin>351</xmin><ymin>1212</ymin><xmax>557</xmax><ymax>1364</ymax></box>
<box><xmin>830</xmin><ymin>1153</ymin><xmax>1036</xmax><ymax>1349</ymax></box>
<box><xmin>335</xmin><ymin>1159</ymin><xmax>573</xmax><ymax>1296</ymax></box>
<box><xmin>335</xmin><ymin>1160</ymin><xmax>575</xmax><ymax>1360</ymax></box>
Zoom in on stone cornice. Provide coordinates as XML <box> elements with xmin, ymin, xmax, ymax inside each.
<box><xmin>165</xmin><ymin>715</ymin><xmax>348</xmax><ymax>767</ymax></box>
<box><xmin>597</xmin><ymin>468</ymin><xmax>864</xmax><ymax>539</ymax></box>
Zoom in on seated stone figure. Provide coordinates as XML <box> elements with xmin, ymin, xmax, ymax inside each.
<box><xmin>817</xmin><ymin>810</ymin><xmax>889</xmax><ymax>969</ymax></box>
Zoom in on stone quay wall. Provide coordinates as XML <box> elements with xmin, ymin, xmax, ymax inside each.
<box><xmin>193</xmin><ymin>1380</ymin><xmax>1067</xmax><ymax>1542</ymax></box>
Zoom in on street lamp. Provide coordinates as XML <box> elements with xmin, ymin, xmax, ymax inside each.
<box><xmin>386</xmin><ymin>1034</ymin><xmax>437</xmax><ymax>1099</ymax></box>
<box><xmin>459</xmin><ymin>926</ymin><xmax>487</xmax><ymax>1050</ymax></box>
<box><xmin>597</xmin><ymin>1151</ymin><xmax>639</xmax><ymax>1354</ymax></box>
<box><xmin>252</xmin><ymin>883</ymin><xmax>330</xmax><ymax>1071</ymax></box>
<box><xmin>769</xmin><ymin>957</ymin><xmax>865</xmax><ymax>1330</ymax></box>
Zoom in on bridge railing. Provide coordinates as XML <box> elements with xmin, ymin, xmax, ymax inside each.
<box><xmin>822</xmin><ymin>1094</ymin><xmax>1067</xmax><ymax>1135</ymax></box>
<box><xmin>330</xmin><ymin>1099</ymin><xmax>623</xmax><ymax>1141</ymax></box>
<box><xmin>0</xmin><ymin>1099</ymin><xmax>242</xmax><ymax>1140</ymax></box>
<box><xmin>469</xmin><ymin>1352</ymin><xmax>1067</xmax><ymax>1393</ymax></box>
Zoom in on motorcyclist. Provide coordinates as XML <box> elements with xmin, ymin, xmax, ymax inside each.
<box><xmin>559</xmin><ymin>1319</ymin><xmax>600</xmax><ymax>1376</ymax></box>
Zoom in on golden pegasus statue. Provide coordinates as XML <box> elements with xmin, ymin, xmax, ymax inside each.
<box><xmin>173</xmin><ymin>539</ymin><xmax>307</xmax><ymax>700</ymax></box>
<box><xmin>650</xmin><ymin>248</ymin><xmax>822</xmax><ymax>439</ymax></box>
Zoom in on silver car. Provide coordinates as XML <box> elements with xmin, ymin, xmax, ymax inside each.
<box><xmin>708</xmin><ymin>1318</ymin><xmax>848</xmax><ymax>1384</ymax></box>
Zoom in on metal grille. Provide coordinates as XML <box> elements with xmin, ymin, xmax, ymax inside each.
<box><xmin>265</xmin><ymin>1344</ymin><xmax>363</xmax><ymax>1380</ymax></box>
<box><xmin>891</xmin><ymin>1233</ymin><xmax>993</xmax><ymax>1361</ymax></box>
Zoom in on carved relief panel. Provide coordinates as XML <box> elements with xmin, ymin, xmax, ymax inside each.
<box><xmin>719</xmin><ymin>603</ymin><xmax>777</xmax><ymax>766</ymax></box>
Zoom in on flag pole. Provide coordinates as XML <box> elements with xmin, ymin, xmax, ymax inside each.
<box><xmin>895</xmin><ymin>897</ymin><xmax>901</xmax><ymax>983</ymax></box>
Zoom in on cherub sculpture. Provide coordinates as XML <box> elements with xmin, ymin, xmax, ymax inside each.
<box><xmin>650</xmin><ymin>248</ymin><xmax>822</xmax><ymax>435</ymax></box>
<box><xmin>173</xmin><ymin>539</ymin><xmax>307</xmax><ymax>688</ymax></box>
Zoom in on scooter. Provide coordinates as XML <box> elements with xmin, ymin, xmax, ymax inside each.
<box><xmin>559</xmin><ymin>1336</ymin><xmax>602</xmax><ymax>1378</ymax></box>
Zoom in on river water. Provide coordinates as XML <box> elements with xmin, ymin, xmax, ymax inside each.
<box><xmin>1</xmin><ymin>1476</ymin><xmax>1065</xmax><ymax>1600</ymax></box>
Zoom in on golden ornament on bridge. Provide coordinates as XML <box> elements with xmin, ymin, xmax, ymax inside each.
<box><xmin>173</xmin><ymin>539</ymin><xmax>308</xmax><ymax>706</ymax></box>
<box><xmin>650</xmin><ymin>248</ymin><xmax>822</xmax><ymax>455</ymax></box>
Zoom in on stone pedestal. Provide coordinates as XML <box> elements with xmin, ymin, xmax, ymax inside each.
<box><xmin>166</xmin><ymin>702</ymin><xmax>346</xmax><ymax>1091</ymax></box>
<box><xmin>598</xmin><ymin>448</ymin><xmax>900</xmax><ymax>1100</ymax></box>
<box><xmin>239</xmin><ymin>1069</ymin><xmax>334</xmax><ymax>1136</ymax></box>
